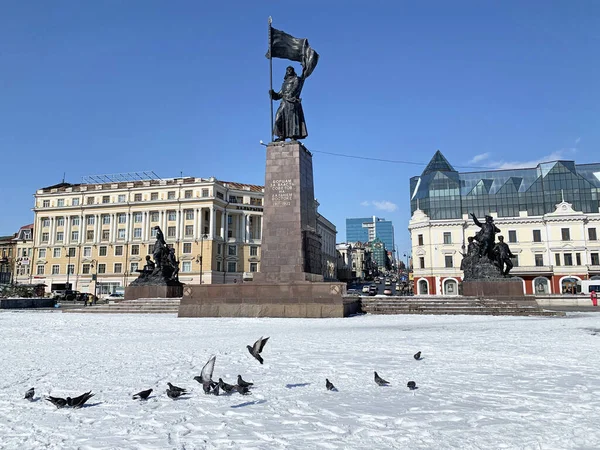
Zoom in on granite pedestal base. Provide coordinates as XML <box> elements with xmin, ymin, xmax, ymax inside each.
<box><xmin>125</xmin><ymin>285</ymin><xmax>183</xmax><ymax>301</ymax></box>
<box><xmin>178</xmin><ymin>282</ymin><xmax>360</xmax><ymax>318</ymax></box>
<box><xmin>462</xmin><ymin>278</ymin><xmax>524</xmax><ymax>298</ymax></box>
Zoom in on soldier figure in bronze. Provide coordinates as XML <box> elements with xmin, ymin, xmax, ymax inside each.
<box><xmin>493</xmin><ymin>235</ymin><xmax>515</xmax><ymax>276</ymax></box>
<box><xmin>270</xmin><ymin>66</ymin><xmax>307</xmax><ymax>141</ymax></box>
<box><xmin>470</xmin><ymin>213</ymin><xmax>501</xmax><ymax>260</ymax></box>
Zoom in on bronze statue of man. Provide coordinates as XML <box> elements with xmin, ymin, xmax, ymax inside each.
<box><xmin>493</xmin><ymin>235</ymin><xmax>515</xmax><ymax>276</ymax></box>
<box><xmin>470</xmin><ymin>213</ymin><xmax>501</xmax><ymax>260</ymax></box>
<box><xmin>270</xmin><ymin>66</ymin><xmax>307</xmax><ymax>141</ymax></box>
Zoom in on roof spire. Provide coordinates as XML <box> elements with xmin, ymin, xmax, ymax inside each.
<box><xmin>422</xmin><ymin>150</ymin><xmax>456</xmax><ymax>175</ymax></box>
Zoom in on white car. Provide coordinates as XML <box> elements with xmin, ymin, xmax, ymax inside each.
<box><xmin>362</xmin><ymin>285</ymin><xmax>370</xmax><ymax>294</ymax></box>
<box><xmin>106</xmin><ymin>293</ymin><xmax>124</xmax><ymax>301</ymax></box>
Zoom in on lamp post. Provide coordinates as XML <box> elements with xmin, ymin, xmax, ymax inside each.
<box><xmin>66</xmin><ymin>249</ymin><xmax>72</xmax><ymax>290</ymax></box>
<box><xmin>90</xmin><ymin>259</ymin><xmax>98</xmax><ymax>303</ymax></box>
<box><xmin>196</xmin><ymin>234</ymin><xmax>208</xmax><ymax>284</ymax></box>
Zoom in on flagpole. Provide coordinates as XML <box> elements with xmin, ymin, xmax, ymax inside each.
<box><xmin>268</xmin><ymin>16</ymin><xmax>274</xmax><ymax>143</ymax></box>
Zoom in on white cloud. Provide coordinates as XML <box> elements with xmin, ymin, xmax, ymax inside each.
<box><xmin>360</xmin><ymin>200</ymin><xmax>398</xmax><ymax>212</ymax></box>
<box><xmin>478</xmin><ymin>149</ymin><xmax>578</xmax><ymax>170</ymax></box>
<box><xmin>575</xmin><ymin>137</ymin><xmax>581</xmax><ymax>145</ymax></box>
<box><xmin>468</xmin><ymin>153</ymin><xmax>491</xmax><ymax>164</ymax></box>
<box><xmin>360</xmin><ymin>201</ymin><xmax>370</xmax><ymax>207</ymax></box>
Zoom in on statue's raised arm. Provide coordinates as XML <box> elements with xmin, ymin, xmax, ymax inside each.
<box><xmin>470</xmin><ymin>213</ymin><xmax>482</xmax><ymax>227</ymax></box>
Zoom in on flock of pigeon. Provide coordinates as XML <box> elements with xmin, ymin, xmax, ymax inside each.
<box><xmin>23</xmin><ymin>337</ymin><xmax>422</xmax><ymax>408</ymax></box>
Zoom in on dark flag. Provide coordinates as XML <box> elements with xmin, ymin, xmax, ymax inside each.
<box><xmin>267</xmin><ymin>27</ymin><xmax>319</xmax><ymax>78</ymax></box>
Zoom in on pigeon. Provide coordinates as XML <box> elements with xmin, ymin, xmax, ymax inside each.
<box><xmin>166</xmin><ymin>388</ymin><xmax>184</xmax><ymax>399</ymax></box>
<box><xmin>132</xmin><ymin>389</ymin><xmax>153</xmax><ymax>400</ymax></box>
<box><xmin>24</xmin><ymin>387</ymin><xmax>35</xmax><ymax>401</ymax></box>
<box><xmin>194</xmin><ymin>355</ymin><xmax>217</xmax><ymax>394</ymax></box>
<box><xmin>235</xmin><ymin>385</ymin><xmax>251</xmax><ymax>395</ymax></box>
<box><xmin>326</xmin><ymin>379</ymin><xmax>337</xmax><ymax>391</ymax></box>
<box><xmin>247</xmin><ymin>336</ymin><xmax>270</xmax><ymax>364</ymax></box>
<box><xmin>167</xmin><ymin>383</ymin><xmax>186</xmax><ymax>394</ymax></box>
<box><xmin>374</xmin><ymin>371</ymin><xmax>390</xmax><ymax>386</ymax></box>
<box><xmin>67</xmin><ymin>391</ymin><xmax>95</xmax><ymax>408</ymax></box>
<box><xmin>211</xmin><ymin>384</ymin><xmax>220</xmax><ymax>396</ymax></box>
<box><xmin>414</xmin><ymin>351</ymin><xmax>422</xmax><ymax>360</ymax></box>
<box><xmin>407</xmin><ymin>381</ymin><xmax>418</xmax><ymax>390</ymax></box>
<box><xmin>218</xmin><ymin>378</ymin><xmax>236</xmax><ymax>394</ymax></box>
<box><xmin>46</xmin><ymin>396</ymin><xmax>68</xmax><ymax>408</ymax></box>
<box><xmin>237</xmin><ymin>375</ymin><xmax>253</xmax><ymax>389</ymax></box>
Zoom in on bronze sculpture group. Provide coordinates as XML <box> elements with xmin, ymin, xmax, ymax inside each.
<box><xmin>461</xmin><ymin>213</ymin><xmax>515</xmax><ymax>279</ymax></box>
<box><xmin>129</xmin><ymin>226</ymin><xmax>181</xmax><ymax>287</ymax></box>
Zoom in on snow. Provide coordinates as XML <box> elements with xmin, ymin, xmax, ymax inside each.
<box><xmin>2</xmin><ymin>311</ymin><xmax>600</xmax><ymax>449</ymax></box>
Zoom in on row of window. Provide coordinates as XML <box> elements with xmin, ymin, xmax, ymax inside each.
<box><xmin>40</xmin><ymin>209</ymin><xmax>212</xmax><ymax>228</ymax></box>
<box><xmin>38</xmin><ymin>244</ymin><xmax>258</xmax><ymax>259</ymax></box>
<box><xmin>417</xmin><ymin>227</ymin><xmax>599</xmax><ymax>246</ymax></box>
<box><xmin>40</xmin><ymin>225</ymin><xmax>207</xmax><ymax>243</ymax></box>
<box><xmin>417</xmin><ymin>252</ymin><xmax>600</xmax><ymax>269</ymax></box>
<box><xmin>36</xmin><ymin>261</ymin><xmax>258</xmax><ymax>276</ymax></box>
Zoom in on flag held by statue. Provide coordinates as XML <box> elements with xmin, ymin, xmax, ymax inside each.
<box><xmin>267</xmin><ymin>27</ymin><xmax>319</xmax><ymax>78</ymax></box>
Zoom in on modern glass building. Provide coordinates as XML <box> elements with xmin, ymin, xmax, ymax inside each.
<box><xmin>410</xmin><ymin>150</ymin><xmax>600</xmax><ymax>219</ymax></box>
<box><xmin>346</xmin><ymin>216</ymin><xmax>395</xmax><ymax>254</ymax></box>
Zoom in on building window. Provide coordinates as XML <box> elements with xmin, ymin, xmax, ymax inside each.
<box><xmin>202</xmin><ymin>188</ymin><xmax>209</xmax><ymax>197</ymax></box>
<box><xmin>533</xmin><ymin>230</ymin><xmax>541</xmax><ymax>242</ymax></box>
<box><xmin>443</xmin><ymin>232</ymin><xmax>451</xmax><ymax>244</ymax></box>
<box><xmin>102</xmin><ymin>214</ymin><xmax>110</xmax><ymax>224</ymax></box>
<box><xmin>71</xmin><ymin>216</ymin><xmax>80</xmax><ymax>226</ymax></box>
<box><xmin>508</xmin><ymin>230</ymin><xmax>517</xmax><ymax>243</ymax></box>
<box><xmin>134</xmin><ymin>193</ymin><xmax>142</xmax><ymax>202</ymax></box>
<box><xmin>561</xmin><ymin>228</ymin><xmax>570</xmax><ymax>241</ymax></box>
<box><xmin>167</xmin><ymin>227</ymin><xmax>176</xmax><ymax>238</ymax></box>
<box><xmin>185</xmin><ymin>209</ymin><xmax>194</xmax><ymax>220</ymax></box>
<box><xmin>184</xmin><ymin>190</ymin><xmax>193</xmax><ymax>199</ymax></box>
<box><xmin>227</xmin><ymin>215</ymin><xmax>233</xmax><ymax>225</ymax></box>
<box><xmin>151</xmin><ymin>192</ymin><xmax>158</xmax><ymax>201</ymax></box>
<box><xmin>418</xmin><ymin>234</ymin><xmax>424</xmax><ymax>246</ymax></box>
<box><xmin>168</xmin><ymin>211</ymin><xmax>176</xmax><ymax>221</ymax></box>
<box><xmin>56</xmin><ymin>217</ymin><xmax>64</xmax><ymax>227</ymax></box>
<box><xmin>68</xmin><ymin>247</ymin><xmax>76</xmax><ymax>257</ymax></box>
<box><xmin>99</xmin><ymin>246</ymin><xmax>107</xmax><ymax>257</ymax></box>
<box><xmin>37</xmin><ymin>265</ymin><xmax>45</xmax><ymax>275</ymax></box>
<box><xmin>56</xmin><ymin>232</ymin><xmax>64</xmax><ymax>242</ymax></box>
<box><xmin>151</xmin><ymin>227</ymin><xmax>157</xmax><ymax>238</ymax></box>
<box><xmin>216</xmin><ymin>261</ymin><xmax>221</xmax><ymax>271</ymax></box>
<box><xmin>87</xmin><ymin>197</ymin><xmax>95</xmax><ymax>205</ymax></box>
<box><xmin>576</xmin><ymin>253</ymin><xmax>581</xmax><ymax>266</ymax></box>
<box><xmin>118</xmin><ymin>213</ymin><xmax>127</xmax><ymax>224</ymax></box>
<box><xmin>53</xmin><ymin>248</ymin><xmax>61</xmax><ymax>258</ymax></box>
<box><xmin>555</xmin><ymin>253</ymin><xmax>561</xmax><ymax>266</ymax></box>
<box><xmin>42</xmin><ymin>218</ymin><xmax>50</xmax><ymax>227</ymax></box>
<box><xmin>87</xmin><ymin>230</ymin><xmax>94</xmax><ymax>241</ymax></box>
<box><xmin>444</xmin><ymin>255</ymin><xmax>453</xmax><ymax>268</ymax></box>
<box><xmin>589</xmin><ymin>228</ymin><xmax>598</xmax><ymax>241</ymax></box>
<box><xmin>82</xmin><ymin>264</ymin><xmax>91</xmax><ymax>274</ymax></box>
<box><xmin>217</xmin><ymin>244</ymin><xmax>222</xmax><ymax>255</ymax></box>
<box><xmin>72</xmin><ymin>198</ymin><xmax>80</xmax><ymax>206</ymax></box>
<box><xmin>168</xmin><ymin>191</ymin><xmax>176</xmax><ymax>200</ymax></box>
<box><xmin>216</xmin><ymin>191</ymin><xmax>224</xmax><ymax>199</ymax></box>
<box><xmin>67</xmin><ymin>264</ymin><xmax>74</xmax><ymax>274</ymax></box>
<box><xmin>591</xmin><ymin>253</ymin><xmax>600</xmax><ymax>266</ymax></box>
<box><xmin>57</xmin><ymin>199</ymin><xmax>65</xmax><ymax>207</ymax></box>
<box><xmin>250</xmin><ymin>262</ymin><xmax>258</xmax><ymax>272</ymax></box>
<box><xmin>87</xmin><ymin>215</ymin><xmax>95</xmax><ymax>225</ymax></box>
<box><xmin>227</xmin><ymin>261</ymin><xmax>237</xmax><ymax>272</ymax></box>
<box><xmin>130</xmin><ymin>262</ymin><xmax>138</xmax><ymax>273</ymax></box>
<box><xmin>102</xmin><ymin>195</ymin><xmax>110</xmax><ymax>204</ymax></box>
<box><xmin>102</xmin><ymin>230</ymin><xmax>109</xmax><ymax>241</ymax></box>
<box><xmin>181</xmin><ymin>261</ymin><xmax>191</xmax><ymax>272</ymax></box>
<box><xmin>114</xmin><ymin>263</ymin><xmax>122</xmax><ymax>273</ymax></box>
<box><xmin>185</xmin><ymin>225</ymin><xmax>193</xmax><ymax>237</ymax></box>
<box><xmin>250</xmin><ymin>246</ymin><xmax>258</xmax><ymax>256</ymax></box>
<box><xmin>52</xmin><ymin>264</ymin><xmax>60</xmax><ymax>275</ymax></box>
<box><xmin>131</xmin><ymin>245</ymin><xmax>140</xmax><ymax>256</ymax></box>
<box><xmin>38</xmin><ymin>249</ymin><xmax>46</xmax><ymax>258</ymax></box>
<box><xmin>83</xmin><ymin>247</ymin><xmax>92</xmax><ymax>257</ymax></box>
<box><xmin>535</xmin><ymin>254</ymin><xmax>544</xmax><ymax>266</ymax></box>
<box><xmin>118</xmin><ymin>194</ymin><xmax>126</xmax><ymax>203</ymax></box>
<box><xmin>183</xmin><ymin>243</ymin><xmax>192</xmax><ymax>254</ymax></box>
<box><xmin>42</xmin><ymin>200</ymin><xmax>50</xmax><ymax>208</ymax></box>
<box><xmin>564</xmin><ymin>253</ymin><xmax>573</xmax><ymax>266</ymax></box>
<box><xmin>228</xmin><ymin>245</ymin><xmax>237</xmax><ymax>256</ymax></box>
<box><xmin>98</xmin><ymin>263</ymin><xmax>106</xmax><ymax>274</ymax></box>
<box><xmin>133</xmin><ymin>228</ymin><xmax>142</xmax><ymax>239</ymax></box>
<box><xmin>133</xmin><ymin>212</ymin><xmax>142</xmax><ymax>223</ymax></box>
<box><xmin>115</xmin><ymin>246</ymin><xmax>123</xmax><ymax>256</ymax></box>
<box><xmin>118</xmin><ymin>229</ymin><xmax>126</xmax><ymax>240</ymax></box>
<box><xmin>42</xmin><ymin>232</ymin><xmax>49</xmax><ymax>242</ymax></box>
<box><xmin>148</xmin><ymin>244</ymin><xmax>154</xmax><ymax>254</ymax></box>
<box><xmin>419</xmin><ymin>257</ymin><xmax>425</xmax><ymax>269</ymax></box>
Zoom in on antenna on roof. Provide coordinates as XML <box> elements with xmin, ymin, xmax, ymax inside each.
<box><xmin>62</xmin><ymin>172</ymin><xmax>65</xmax><ymax>183</ymax></box>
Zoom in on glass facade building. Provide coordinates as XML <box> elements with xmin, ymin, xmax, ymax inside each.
<box><xmin>410</xmin><ymin>151</ymin><xmax>600</xmax><ymax>220</ymax></box>
<box><xmin>346</xmin><ymin>216</ymin><xmax>395</xmax><ymax>254</ymax></box>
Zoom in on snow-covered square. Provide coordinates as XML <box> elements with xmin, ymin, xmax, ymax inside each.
<box><xmin>1</xmin><ymin>311</ymin><xmax>600</xmax><ymax>449</ymax></box>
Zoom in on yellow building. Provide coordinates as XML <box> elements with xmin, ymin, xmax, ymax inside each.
<box><xmin>32</xmin><ymin>176</ymin><xmax>264</xmax><ymax>296</ymax></box>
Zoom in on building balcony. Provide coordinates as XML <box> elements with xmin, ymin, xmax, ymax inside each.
<box><xmin>511</xmin><ymin>265</ymin><xmax>553</xmax><ymax>274</ymax></box>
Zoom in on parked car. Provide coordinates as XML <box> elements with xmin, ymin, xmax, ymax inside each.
<box><xmin>346</xmin><ymin>289</ymin><xmax>360</xmax><ymax>296</ymax></box>
<box><xmin>383</xmin><ymin>288</ymin><xmax>393</xmax><ymax>296</ymax></box>
<box><xmin>368</xmin><ymin>285</ymin><xmax>378</xmax><ymax>296</ymax></box>
<box><xmin>54</xmin><ymin>290</ymin><xmax>80</xmax><ymax>301</ymax></box>
<box><xmin>106</xmin><ymin>293</ymin><xmax>124</xmax><ymax>301</ymax></box>
<box><xmin>362</xmin><ymin>285</ymin><xmax>371</xmax><ymax>294</ymax></box>
<box><xmin>385</xmin><ymin>279</ymin><xmax>391</xmax><ymax>286</ymax></box>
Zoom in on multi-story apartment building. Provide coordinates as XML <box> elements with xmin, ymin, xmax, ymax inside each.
<box><xmin>12</xmin><ymin>224</ymin><xmax>34</xmax><ymax>284</ymax></box>
<box><xmin>346</xmin><ymin>216</ymin><xmax>395</xmax><ymax>257</ymax></box>
<box><xmin>316</xmin><ymin>206</ymin><xmax>338</xmax><ymax>281</ymax></box>
<box><xmin>409</xmin><ymin>151</ymin><xmax>600</xmax><ymax>296</ymax></box>
<box><xmin>0</xmin><ymin>233</ymin><xmax>17</xmax><ymax>284</ymax></box>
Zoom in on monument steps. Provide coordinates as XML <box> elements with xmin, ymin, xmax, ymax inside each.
<box><xmin>63</xmin><ymin>298</ymin><xmax>181</xmax><ymax>314</ymax></box>
<box><xmin>360</xmin><ymin>296</ymin><xmax>561</xmax><ymax>316</ymax></box>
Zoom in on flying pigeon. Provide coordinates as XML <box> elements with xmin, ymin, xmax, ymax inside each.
<box><xmin>194</xmin><ymin>355</ymin><xmax>217</xmax><ymax>394</ymax></box>
<box><xmin>46</xmin><ymin>396</ymin><xmax>68</xmax><ymax>408</ymax></box>
<box><xmin>218</xmin><ymin>378</ymin><xmax>236</xmax><ymax>394</ymax></box>
<box><xmin>167</xmin><ymin>383</ymin><xmax>186</xmax><ymax>394</ymax></box>
<box><xmin>374</xmin><ymin>371</ymin><xmax>390</xmax><ymax>386</ymax></box>
<box><xmin>326</xmin><ymin>379</ymin><xmax>337</xmax><ymax>391</ymax></box>
<box><xmin>237</xmin><ymin>375</ymin><xmax>253</xmax><ymax>389</ymax></box>
<box><xmin>247</xmin><ymin>336</ymin><xmax>270</xmax><ymax>364</ymax></box>
<box><xmin>407</xmin><ymin>381</ymin><xmax>418</xmax><ymax>390</ymax></box>
<box><xmin>24</xmin><ymin>388</ymin><xmax>35</xmax><ymax>401</ymax></box>
<box><xmin>414</xmin><ymin>351</ymin><xmax>422</xmax><ymax>360</ymax></box>
<box><xmin>132</xmin><ymin>389</ymin><xmax>153</xmax><ymax>400</ymax></box>
<box><xmin>166</xmin><ymin>388</ymin><xmax>184</xmax><ymax>399</ymax></box>
<box><xmin>67</xmin><ymin>391</ymin><xmax>95</xmax><ymax>408</ymax></box>
<box><xmin>236</xmin><ymin>385</ymin><xmax>251</xmax><ymax>395</ymax></box>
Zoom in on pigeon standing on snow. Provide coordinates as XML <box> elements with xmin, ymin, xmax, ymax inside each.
<box><xmin>374</xmin><ymin>371</ymin><xmax>390</xmax><ymax>386</ymax></box>
<box><xmin>414</xmin><ymin>351</ymin><xmax>422</xmax><ymax>360</ymax></box>
<box><xmin>236</xmin><ymin>385</ymin><xmax>251</xmax><ymax>395</ymax></box>
<box><xmin>407</xmin><ymin>381</ymin><xmax>418</xmax><ymax>390</ymax></box>
<box><xmin>237</xmin><ymin>375</ymin><xmax>253</xmax><ymax>389</ymax></box>
<box><xmin>194</xmin><ymin>355</ymin><xmax>217</xmax><ymax>394</ymax></box>
<box><xmin>247</xmin><ymin>336</ymin><xmax>270</xmax><ymax>364</ymax></box>
<box><xmin>132</xmin><ymin>389</ymin><xmax>153</xmax><ymax>400</ymax></box>
<box><xmin>46</xmin><ymin>396</ymin><xmax>68</xmax><ymax>408</ymax></box>
<box><xmin>326</xmin><ymin>379</ymin><xmax>337</xmax><ymax>391</ymax></box>
<box><xmin>166</xmin><ymin>388</ymin><xmax>184</xmax><ymax>399</ymax></box>
<box><xmin>218</xmin><ymin>378</ymin><xmax>236</xmax><ymax>394</ymax></box>
<box><xmin>67</xmin><ymin>391</ymin><xmax>95</xmax><ymax>408</ymax></box>
<box><xmin>167</xmin><ymin>383</ymin><xmax>186</xmax><ymax>394</ymax></box>
<box><xmin>24</xmin><ymin>388</ymin><xmax>35</xmax><ymax>401</ymax></box>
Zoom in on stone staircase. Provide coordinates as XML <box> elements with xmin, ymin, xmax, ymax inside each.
<box><xmin>359</xmin><ymin>295</ymin><xmax>562</xmax><ymax>316</ymax></box>
<box><xmin>63</xmin><ymin>298</ymin><xmax>181</xmax><ymax>314</ymax></box>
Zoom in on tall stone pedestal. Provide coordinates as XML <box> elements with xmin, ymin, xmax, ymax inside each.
<box><xmin>125</xmin><ymin>285</ymin><xmax>183</xmax><ymax>300</ymax></box>
<box><xmin>462</xmin><ymin>278</ymin><xmax>524</xmax><ymax>298</ymax></box>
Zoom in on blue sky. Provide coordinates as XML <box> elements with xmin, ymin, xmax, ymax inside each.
<box><xmin>1</xmin><ymin>1</ymin><xmax>598</xmax><ymax>253</ymax></box>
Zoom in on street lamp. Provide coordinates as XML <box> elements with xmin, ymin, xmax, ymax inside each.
<box><xmin>66</xmin><ymin>249</ymin><xmax>73</xmax><ymax>290</ymax></box>
<box><xmin>90</xmin><ymin>259</ymin><xmax>98</xmax><ymax>303</ymax></box>
<box><xmin>195</xmin><ymin>233</ymin><xmax>208</xmax><ymax>284</ymax></box>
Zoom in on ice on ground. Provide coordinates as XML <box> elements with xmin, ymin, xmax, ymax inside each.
<box><xmin>1</xmin><ymin>311</ymin><xmax>600</xmax><ymax>449</ymax></box>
